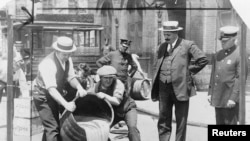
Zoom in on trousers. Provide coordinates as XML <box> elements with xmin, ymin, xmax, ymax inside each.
<box><xmin>33</xmin><ymin>88</ymin><xmax>61</xmax><ymax>141</ymax></box>
<box><xmin>158</xmin><ymin>80</ymin><xmax>189</xmax><ymax>141</ymax></box>
<box><xmin>111</xmin><ymin>108</ymin><xmax>141</xmax><ymax>141</ymax></box>
<box><xmin>215</xmin><ymin>103</ymin><xmax>239</xmax><ymax>125</ymax></box>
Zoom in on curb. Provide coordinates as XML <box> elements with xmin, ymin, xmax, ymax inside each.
<box><xmin>137</xmin><ymin>107</ymin><xmax>208</xmax><ymax>128</ymax></box>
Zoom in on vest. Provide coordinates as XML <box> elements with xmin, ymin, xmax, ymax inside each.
<box><xmin>35</xmin><ymin>53</ymin><xmax>69</xmax><ymax>95</ymax></box>
<box><xmin>95</xmin><ymin>80</ymin><xmax>136</xmax><ymax>117</ymax></box>
<box><xmin>159</xmin><ymin>46</ymin><xmax>174</xmax><ymax>83</ymax></box>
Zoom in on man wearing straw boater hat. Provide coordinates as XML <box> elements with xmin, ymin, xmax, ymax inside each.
<box><xmin>33</xmin><ymin>36</ymin><xmax>87</xmax><ymax>141</ymax></box>
<box><xmin>151</xmin><ymin>21</ymin><xmax>208</xmax><ymax>141</ymax></box>
<box><xmin>93</xmin><ymin>65</ymin><xmax>141</xmax><ymax>141</ymax></box>
<box><xmin>208</xmin><ymin>26</ymin><xmax>247</xmax><ymax>125</ymax></box>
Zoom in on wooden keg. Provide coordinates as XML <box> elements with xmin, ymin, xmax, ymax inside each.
<box><xmin>193</xmin><ymin>65</ymin><xmax>212</xmax><ymax>91</ymax></box>
<box><xmin>60</xmin><ymin>95</ymin><xmax>114</xmax><ymax>141</ymax></box>
<box><xmin>131</xmin><ymin>78</ymin><xmax>151</xmax><ymax>100</ymax></box>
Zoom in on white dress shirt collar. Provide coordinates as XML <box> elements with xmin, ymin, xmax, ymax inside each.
<box><xmin>171</xmin><ymin>37</ymin><xmax>178</xmax><ymax>47</ymax></box>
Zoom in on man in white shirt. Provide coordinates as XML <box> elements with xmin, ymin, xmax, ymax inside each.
<box><xmin>33</xmin><ymin>36</ymin><xmax>87</xmax><ymax>141</ymax></box>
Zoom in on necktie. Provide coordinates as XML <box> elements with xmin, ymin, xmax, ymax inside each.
<box><xmin>168</xmin><ymin>44</ymin><xmax>173</xmax><ymax>53</ymax></box>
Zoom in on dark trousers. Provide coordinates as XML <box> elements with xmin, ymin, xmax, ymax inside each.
<box><xmin>158</xmin><ymin>81</ymin><xmax>189</xmax><ymax>141</ymax></box>
<box><xmin>118</xmin><ymin>76</ymin><xmax>132</xmax><ymax>96</ymax></box>
<box><xmin>33</xmin><ymin>92</ymin><xmax>61</xmax><ymax>141</ymax></box>
<box><xmin>215</xmin><ymin>103</ymin><xmax>239</xmax><ymax>125</ymax></box>
<box><xmin>111</xmin><ymin>108</ymin><xmax>141</xmax><ymax>141</ymax></box>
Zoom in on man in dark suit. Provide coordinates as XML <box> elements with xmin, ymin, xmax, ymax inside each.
<box><xmin>151</xmin><ymin>21</ymin><xmax>208</xmax><ymax>141</ymax></box>
<box><xmin>208</xmin><ymin>26</ymin><xmax>247</xmax><ymax>125</ymax></box>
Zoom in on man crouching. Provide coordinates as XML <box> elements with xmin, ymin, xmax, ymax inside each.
<box><xmin>94</xmin><ymin>65</ymin><xmax>141</xmax><ymax>141</ymax></box>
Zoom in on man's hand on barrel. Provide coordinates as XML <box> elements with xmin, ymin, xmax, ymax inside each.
<box><xmin>76</xmin><ymin>84</ymin><xmax>88</xmax><ymax>97</ymax></box>
<box><xmin>96</xmin><ymin>92</ymin><xmax>106</xmax><ymax>99</ymax></box>
<box><xmin>64</xmin><ymin>101</ymin><xmax>77</xmax><ymax>112</ymax></box>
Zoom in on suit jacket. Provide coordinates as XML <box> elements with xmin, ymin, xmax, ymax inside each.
<box><xmin>208</xmin><ymin>46</ymin><xmax>247</xmax><ymax>108</ymax></box>
<box><xmin>151</xmin><ymin>38</ymin><xmax>208</xmax><ymax>101</ymax></box>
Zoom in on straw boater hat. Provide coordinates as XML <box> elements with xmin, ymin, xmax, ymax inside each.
<box><xmin>219</xmin><ymin>26</ymin><xmax>239</xmax><ymax>40</ymax></box>
<box><xmin>52</xmin><ymin>36</ymin><xmax>77</xmax><ymax>53</ymax></box>
<box><xmin>159</xmin><ymin>21</ymin><xmax>183</xmax><ymax>31</ymax></box>
<box><xmin>97</xmin><ymin>65</ymin><xmax>117</xmax><ymax>77</ymax></box>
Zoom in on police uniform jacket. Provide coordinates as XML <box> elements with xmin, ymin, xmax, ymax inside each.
<box><xmin>208</xmin><ymin>46</ymin><xmax>244</xmax><ymax>108</ymax></box>
<box><xmin>151</xmin><ymin>38</ymin><xmax>208</xmax><ymax>101</ymax></box>
<box><xmin>96</xmin><ymin>50</ymin><xmax>138</xmax><ymax>81</ymax></box>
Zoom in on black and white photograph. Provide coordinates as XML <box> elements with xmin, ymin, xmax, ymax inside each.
<box><xmin>0</xmin><ymin>0</ymin><xmax>250</xmax><ymax>141</ymax></box>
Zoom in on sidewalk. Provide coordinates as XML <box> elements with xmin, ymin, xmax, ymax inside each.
<box><xmin>135</xmin><ymin>91</ymin><xmax>250</xmax><ymax>126</ymax></box>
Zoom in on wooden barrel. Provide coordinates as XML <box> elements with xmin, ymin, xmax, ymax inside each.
<box><xmin>60</xmin><ymin>95</ymin><xmax>114</xmax><ymax>141</ymax></box>
<box><xmin>193</xmin><ymin>65</ymin><xmax>212</xmax><ymax>91</ymax></box>
<box><xmin>131</xmin><ymin>79</ymin><xmax>151</xmax><ymax>100</ymax></box>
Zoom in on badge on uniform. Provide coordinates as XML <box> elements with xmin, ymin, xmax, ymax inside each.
<box><xmin>227</xmin><ymin>59</ymin><xmax>232</xmax><ymax>64</ymax></box>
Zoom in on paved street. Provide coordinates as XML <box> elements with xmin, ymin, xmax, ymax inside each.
<box><xmin>109</xmin><ymin>112</ymin><xmax>208</xmax><ymax>141</ymax></box>
<box><xmin>1</xmin><ymin>92</ymin><xmax>250</xmax><ymax>141</ymax></box>
<box><xmin>110</xmin><ymin>92</ymin><xmax>250</xmax><ymax>141</ymax></box>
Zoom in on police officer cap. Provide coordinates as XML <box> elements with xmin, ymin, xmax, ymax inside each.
<box><xmin>120</xmin><ymin>39</ymin><xmax>132</xmax><ymax>47</ymax></box>
<box><xmin>219</xmin><ymin>26</ymin><xmax>239</xmax><ymax>40</ymax></box>
<box><xmin>97</xmin><ymin>65</ymin><xmax>117</xmax><ymax>76</ymax></box>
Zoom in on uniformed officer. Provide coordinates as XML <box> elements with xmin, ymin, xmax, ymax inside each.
<box><xmin>208</xmin><ymin>26</ymin><xmax>247</xmax><ymax>125</ymax></box>
<box><xmin>96</xmin><ymin>39</ymin><xmax>138</xmax><ymax>84</ymax></box>
<box><xmin>94</xmin><ymin>65</ymin><xmax>141</xmax><ymax>141</ymax></box>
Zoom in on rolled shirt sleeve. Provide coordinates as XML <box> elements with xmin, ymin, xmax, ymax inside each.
<box><xmin>39</xmin><ymin>57</ymin><xmax>76</xmax><ymax>90</ymax></box>
<box><xmin>39</xmin><ymin>59</ymin><xmax>57</xmax><ymax>89</ymax></box>
<box><xmin>113</xmin><ymin>79</ymin><xmax>125</xmax><ymax>102</ymax></box>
